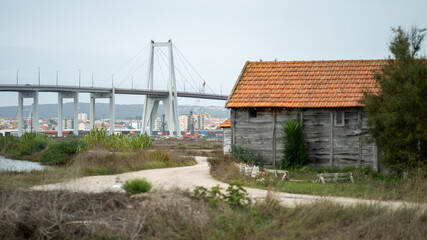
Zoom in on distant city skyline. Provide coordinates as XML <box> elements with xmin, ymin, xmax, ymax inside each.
<box><xmin>1</xmin><ymin>0</ymin><xmax>426</xmax><ymax>107</ymax></box>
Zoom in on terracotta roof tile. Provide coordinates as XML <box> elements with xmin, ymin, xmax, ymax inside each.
<box><xmin>219</xmin><ymin>118</ymin><xmax>231</xmax><ymax>128</ymax></box>
<box><xmin>226</xmin><ymin>60</ymin><xmax>385</xmax><ymax>108</ymax></box>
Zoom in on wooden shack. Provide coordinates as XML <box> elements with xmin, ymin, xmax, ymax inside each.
<box><xmin>226</xmin><ymin>60</ymin><xmax>386</xmax><ymax>170</ymax></box>
<box><xmin>219</xmin><ymin>118</ymin><xmax>231</xmax><ymax>154</ymax></box>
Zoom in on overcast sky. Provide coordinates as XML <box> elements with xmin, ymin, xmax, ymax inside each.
<box><xmin>0</xmin><ymin>0</ymin><xmax>426</xmax><ymax>108</ymax></box>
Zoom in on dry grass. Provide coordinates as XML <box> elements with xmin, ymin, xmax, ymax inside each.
<box><xmin>71</xmin><ymin>148</ymin><xmax>196</xmax><ymax>176</ymax></box>
<box><xmin>0</xmin><ymin>189</ymin><xmax>425</xmax><ymax>239</ymax></box>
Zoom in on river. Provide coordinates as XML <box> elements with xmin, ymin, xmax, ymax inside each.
<box><xmin>0</xmin><ymin>156</ymin><xmax>46</xmax><ymax>172</ymax></box>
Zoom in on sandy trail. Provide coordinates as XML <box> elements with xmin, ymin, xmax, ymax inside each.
<box><xmin>33</xmin><ymin>156</ymin><xmax>426</xmax><ymax>210</ymax></box>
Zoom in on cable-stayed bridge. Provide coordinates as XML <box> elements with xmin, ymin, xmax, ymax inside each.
<box><xmin>0</xmin><ymin>40</ymin><xmax>228</xmax><ymax>137</ymax></box>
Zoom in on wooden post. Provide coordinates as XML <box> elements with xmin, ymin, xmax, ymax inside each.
<box><xmin>330</xmin><ymin>111</ymin><xmax>334</xmax><ymax>166</ymax></box>
<box><xmin>272</xmin><ymin>109</ymin><xmax>277</xmax><ymax>167</ymax></box>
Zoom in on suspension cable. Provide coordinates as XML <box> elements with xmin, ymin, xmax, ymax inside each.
<box><xmin>157</xmin><ymin>46</ymin><xmax>198</xmax><ymax>92</ymax></box>
<box><xmin>173</xmin><ymin>44</ymin><xmax>216</xmax><ymax>94</ymax></box>
<box><xmin>98</xmin><ymin>44</ymin><xmax>149</xmax><ymax>87</ymax></box>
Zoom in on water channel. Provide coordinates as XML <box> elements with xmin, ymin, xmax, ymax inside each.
<box><xmin>0</xmin><ymin>156</ymin><xmax>46</xmax><ymax>172</ymax></box>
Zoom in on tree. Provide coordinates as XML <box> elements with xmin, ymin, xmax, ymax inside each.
<box><xmin>363</xmin><ymin>26</ymin><xmax>427</xmax><ymax>172</ymax></box>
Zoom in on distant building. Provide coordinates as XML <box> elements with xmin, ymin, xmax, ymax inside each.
<box><xmin>153</xmin><ymin>117</ymin><xmax>162</xmax><ymax>131</ymax></box>
<box><xmin>179</xmin><ymin>115</ymin><xmax>189</xmax><ymax>132</ymax></box>
<box><xmin>78</xmin><ymin>113</ymin><xmax>88</xmax><ymax>121</ymax></box>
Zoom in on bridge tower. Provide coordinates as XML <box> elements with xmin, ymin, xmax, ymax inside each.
<box><xmin>142</xmin><ymin>40</ymin><xmax>181</xmax><ymax>136</ymax></box>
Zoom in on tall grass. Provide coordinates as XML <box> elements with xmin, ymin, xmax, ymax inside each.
<box><xmin>82</xmin><ymin>128</ymin><xmax>153</xmax><ymax>151</ymax></box>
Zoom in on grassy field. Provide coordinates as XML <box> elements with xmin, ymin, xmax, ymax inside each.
<box><xmin>208</xmin><ymin>153</ymin><xmax>427</xmax><ymax>203</ymax></box>
<box><xmin>0</xmin><ymin>189</ymin><xmax>425</xmax><ymax>240</ymax></box>
<box><xmin>0</xmin><ymin>133</ymin><xmax>205</xmax><ymax>190</ymax></box>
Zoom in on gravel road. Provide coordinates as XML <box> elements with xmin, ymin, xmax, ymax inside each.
<box><xmin>33</xmin><ymin>156</ymin><xmax>426</xmax><ymax>210</ymax></box>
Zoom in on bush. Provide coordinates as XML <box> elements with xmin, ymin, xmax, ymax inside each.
<box><xmin>11</xmin><ymin>132</ymin><xmax>50</xmax><ymax>159</ymax></box>
<box><xmin>0</xmin><ymin>135</ymin><xmax>17</xmax><ymax>155</ymax></box>
<box><xmin>231</xmin><ymin>145</ymin><xmax>263</xmax><ymax>166</ymax></box>
<box><xmin>39</xmin><ymin>140</ymin><xmax>88</xmax><ymax>165</ymax></box>
<box><xmin>122</xmin><ymin>178</ymin><xmax>152</xmax><ymax>195</ymax></box>
<box><xmin>281</xmin><ymin>119</ymin><xmax>308</xmax><ymax>169</ymax></box>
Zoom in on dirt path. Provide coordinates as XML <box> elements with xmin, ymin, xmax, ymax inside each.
<box><xmin>33</xmin><ymin>157</ymin><xmax>426</xmax><ymax>210</ymax></box>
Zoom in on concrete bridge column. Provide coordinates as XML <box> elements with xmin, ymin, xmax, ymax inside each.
<box><xmin>141</xmin><ymin>39</ymin><xmax>181</xmax><ymax>136</ymax></box>
<box><xmin>57</xmin><ymin>92</ymin><xmax>79</xmax><ymax>137</ymax></box>
<box><xmin>17</xmin><ymin>91</ymin><xmax>39</xmax><ymax>137</ymax></box>
<box><xmin>18</xmin><ymin>93</ymin><xmax>24</xmax><ymax>137</ymax></box>
<box><xmin>90</xmin><ymin>91</ymin><xmax>115</xmax><ymax>135</ymax></box>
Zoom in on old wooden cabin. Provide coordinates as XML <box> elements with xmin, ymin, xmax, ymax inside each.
<box><xmin>226</xmin><ymin>60</ymin><xmax>386</xmax><ymax>170</ymax></box>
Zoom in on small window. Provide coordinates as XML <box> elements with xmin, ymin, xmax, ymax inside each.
<box><xmin>335</xmin><ymin>110</ymin><xmax>344</xmax><ymax>126</ymax></box>
<box><xmin>249</xmin><ymin>109</ymin><xmax>257</xmax><ymax>118</ymax></box>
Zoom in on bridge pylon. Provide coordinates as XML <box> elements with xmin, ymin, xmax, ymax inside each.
<box><xmin>142</xmin><ymin>39</ymin><xmax>181</xmax><ymax>136</ymax></box>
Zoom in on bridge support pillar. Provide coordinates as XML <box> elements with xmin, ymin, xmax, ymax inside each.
<box><xmin>90</xmin><ymin>89</ymin><xmax>115</xmax><ymax>135</ymax></box>
<box><xmin>57</xmin><ymin>92</ymin><xmax>79</xmax><ymax>137</ymax></box>
<box><xmin>17</xmin><ymin>91</ymin><xmax>39</xmax><ymax>137</ymax></box>
<box><xmin>142</xmin><ymin>39</ymin><xmax>181</xmax><ymax>136</ymax></box>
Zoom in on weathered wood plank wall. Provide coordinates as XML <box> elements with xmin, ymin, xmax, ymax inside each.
<box><xmin>231</xmin><ymin>108</ymin><xmax>377</xmax><ymax>169</ymax></box>
<box><xmin>222</xmin><ymin>128</ymin><xmax>231</xmax><ymax>154</ymax></box>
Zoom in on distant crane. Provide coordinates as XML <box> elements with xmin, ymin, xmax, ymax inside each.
<box><xmin>12</xmin><ymin>112</ymin><xmax>18</xmax><ymax>129</ymax></box>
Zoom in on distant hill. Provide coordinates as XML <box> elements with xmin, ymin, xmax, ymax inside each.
<box><xmin>0</xmin><ymin>103</ymin><xmax>230</xmax><ymax>119</ymax></box>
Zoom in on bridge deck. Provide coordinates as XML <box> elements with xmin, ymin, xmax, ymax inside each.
<box><xmin>0</xmin><ymin>84</ymin><xmax>228</xmax><ymax>100</ymax></box>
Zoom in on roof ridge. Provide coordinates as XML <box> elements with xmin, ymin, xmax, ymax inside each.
<box><xmin>248</xmin><ymin>59</ymin><xmax>386</xmax><ymax>64</ymax></box>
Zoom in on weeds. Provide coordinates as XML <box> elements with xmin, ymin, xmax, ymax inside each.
<box><xmin>122</xmin><ymin>178</ymin><xmax>152</xmax><ymax>195</ymax></box>
<box><xmin>193</xmin><ymin>184</ymin><xmax>251</xmax><ymax>208</ymax></box>
<box><xmin>231</xmin><ymin>145</ymin><xmax>263</xmax><ymax>166</ymax></box>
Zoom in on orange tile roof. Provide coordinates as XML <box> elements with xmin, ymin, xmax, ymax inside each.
<box><xmin>219</xmin><ymin>118</ymin><xmax>231</xmax><ymax>128</ymax></box>
<box><xmin>226</xmin><ymin>60</ymin><xmax>386</xmax><ymax>108</ymax></box>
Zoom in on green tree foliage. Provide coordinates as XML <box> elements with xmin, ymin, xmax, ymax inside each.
<box><xmin>363</xmin><ymin>26</ymin><xmax>427</xmax><ymax>171</ymax></box>
<box><xmin>281</xmin><ymin>119</ymin><xmax>308</xmax><ymax>169</ymax></box>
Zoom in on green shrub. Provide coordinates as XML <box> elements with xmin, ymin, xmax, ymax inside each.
<box><xmin>39</xmin><ymin>140</ymin><xmax>88</xmax><ymax>165</ymax></box>
<box><xmin>231</xmin><ymin>145</ymin><xmax>263</xmax><ymax>166</ymax></box>
<box><xmin>0</xmin><ymin>135</ymin><xmax>17</xmax><ymax>155</ymax></box>
<box><xmin>122</xmin><ymin>178</ymin><xmax>152</xmax><ymax>195</ymax></box>
<box><xmin>281</xmin><ymin>119</ymin><xmax>308</xmax><ymax>169</ymax></box>
<box><xmin>11</xmin><ymin>132</ymin><xmax>50</xmax><ymax>159</ymax></box>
